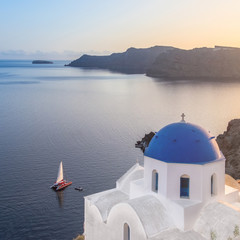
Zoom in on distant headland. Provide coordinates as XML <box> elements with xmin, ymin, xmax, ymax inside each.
<box><xmin>66</xmin><ymin>46</ymin><xmax>176</xmax><ymax>74</ymax></box>
<box><xmin>32</xmin><ymin>60</ymin><xmax>53</xmax><ymax>64</ymax></box>
<box><xmin>66</xmin><ymin>45</ymin><xmax>240</xmax><ymax>80</ymax></box>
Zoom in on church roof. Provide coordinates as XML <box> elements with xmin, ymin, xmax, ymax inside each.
<box><xmin>150</xmin><ymin>229</ymin><xmax>207</xmax><ymax>240</ymax></box>
<box><xmin>86</xmin><ymin>189</ymin><xmax>129</xmax><ymax>222</ymax></box>
<box><xmin>144</xmin><ymin>122</ymin><xmax>222</xmax><ymax>164</ymax></box>
<box><xmin>116</xmin><ymin>163</ymin><xmax>144</xmax><ymax>194</ymax></box>
<box><xmin>126</xmin><ymin>195</ymin><xmax>174</xmax><ymax>237</ymax></box>
<box><xmin>193</xmin><ymin>201</ymin><xmax>240</xmax><ymax>240</ymax></box>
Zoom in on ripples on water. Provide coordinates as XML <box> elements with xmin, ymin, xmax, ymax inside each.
<box><xmin>0</xmin><ymin>60</ymin><xmax>240</xmax><ymax>239</ymax></box>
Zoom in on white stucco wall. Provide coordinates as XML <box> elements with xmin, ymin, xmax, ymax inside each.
<box><xmin>117</xmin><ymin>163</ymin><xmax>144</xmax><ymax>195</ymax></box>
<box><xmin>84</xmin><ymin>198</ymin><xmax>109</xmax><ymax>240</ymax></box>
<box><xmin>84</xmin><ymin>163</ymin><xmax>240</xmax><ymax>240</ymax></box>
<box><xmin>144</xmin><ymin>156</ymin><xmax>225</xmax><ymax>204</ymax></box>
<box><xmin>107</xmin><ymin>203</ymin><xmax>147</xmax><ymax>240</ymax></box>
<box><xmin>194</xmin><ymin>201</ymin><xmax>240</xmax><ymax>240</ymax></box>
<box><xmin>84</xmin><ymin>197</ymin><xmax>147</xmax><ymax>240</ymax></box>
<box><xmin>84</xmin><ymin>152</ymin><xmax>240</xmax><ymax>240</ymax></box>
<box><xmin>144</xmin><ymin>156</ymin><xmax>168</xmax><ymax>196</ymax></box>
<box><xmin>202</xmin><ymin>159</ymin><xmax>225</xmax><ymax>201</ymax></box>
<box><xmin>166</xmin><ymin>162</ymin><xmax>202</xmax><ymax>201</ymax></box>
<box><xmin>143</xmin><ymin>156</ymin><xmax>227</xmax><ymax>231</ymax></box>
<box><xmin>184</xmin><ymin>202</ymin><xmax>203</xmax><ymax>231</ymax></box>
<box><xmin>129</xmin><ymin>178</ymin><xmax>145</xmax><ymax>199</ymax></box>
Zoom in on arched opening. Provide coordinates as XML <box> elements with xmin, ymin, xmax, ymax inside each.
<box><xmin>123</xmin><ymin>223</ymin><xmax>130</xmax><ymax>240</ymax></box>
<box><xmin>152</xmin><ymin>170</ymin><xmax>158</xmax><ymax>193</ymax></box>
<box><xmin>180</xmin><ymin>174</ymin><xmax>190</xmax><ymax>198</ymax></box>
<box><xmin>211</xmin><ymin>173</ymin><xmax>217</xmax><ymax>196</ymax></box>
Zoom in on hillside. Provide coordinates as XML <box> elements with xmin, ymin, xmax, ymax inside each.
<box><xmin>147</xmin><ymin>46</ymin><xmax>240</xmax><ymax>80</ymax></box>
<box><xmin>67</xmin><ymin>46</ymin><xmax>240</xmax><ymax>80</ymax></box>
<box><xmin>66</xmin><ymin>46</ymin><xmax>176</xmax><ymax>73</ymax></box>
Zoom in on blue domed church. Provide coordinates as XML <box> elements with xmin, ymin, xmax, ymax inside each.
<box><xmin>84</xmin><ymin>117</ymin><xmax>240</xmax><ymax>240</ymax></box>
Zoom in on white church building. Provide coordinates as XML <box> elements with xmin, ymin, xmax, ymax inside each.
<box><xmin>84</xmin><ymin>118</ymin><xmax>240</xmax><ymax>240</ymax></box>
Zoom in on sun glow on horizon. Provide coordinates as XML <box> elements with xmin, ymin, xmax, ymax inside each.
<box><xmin>0</xmin><ymin>0</ymin><xmax>240</xmax><ymax>59</ymax></box>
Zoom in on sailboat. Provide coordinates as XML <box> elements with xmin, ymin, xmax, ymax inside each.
<box><xmin>51</xmin><ymin>161</ymin><xmax>72</xmax><ymax>191</ymax></box>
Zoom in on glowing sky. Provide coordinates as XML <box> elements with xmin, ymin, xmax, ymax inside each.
<box><xmin>1</xmin><ymin>0</ymin><xmax>240</xmax><ymax>59</ymax></box>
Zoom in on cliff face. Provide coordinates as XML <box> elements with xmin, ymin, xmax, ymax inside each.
<box><xmin>67</xmin><ymin>45</ymin><xmax>240</xmax><ymax>80</ymax></box>
<box><xmin>217</xmin><ymin>119</ymin><xmax>240</xmax><ymax>179</ymax></box>
<box><xmin>147</xmin><ymin>47</ymin><xmax>240</xmax><ymax>79</ymax></box>
<box><xmin>67</xmin><ymin>46</ymin><xmax>176</xmax><ymax>73</ymax></box>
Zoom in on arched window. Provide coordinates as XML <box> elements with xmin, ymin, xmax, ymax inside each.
<box><xmin>180</xmin><ymin>174</ymin><xmax>190</xmax><ymax>198</ymax></box>
<box><xmin>152</xmin><ymin>170</ymin><xmax>158</xmax><ymax>193</ymax></box>
<box><xmin>123</xmin><ymin>223</ymin><xmax>130</xmax><ymax>240</ymax></box>
<box><xmin>211</xmin><ymin>173</ymin><xmax>217</xmax><ymax>196</ymax></box>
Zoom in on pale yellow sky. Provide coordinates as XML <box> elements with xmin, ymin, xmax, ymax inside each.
<box><xmin>0</xmin><ymin>0</ymin><xmax>240</xmax><ymax>58</ymax></box>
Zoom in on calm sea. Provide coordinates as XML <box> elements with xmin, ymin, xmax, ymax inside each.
<box><xmin>0</xmin><ymin>60</ymin><xmax>240</xmax><ymax>240</ymax></box>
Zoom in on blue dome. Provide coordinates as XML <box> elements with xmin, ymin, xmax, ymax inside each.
<box><xmin>144</xmin><ymin>122</ymin><xmax>221</xmax><ymax>164</ymax></box>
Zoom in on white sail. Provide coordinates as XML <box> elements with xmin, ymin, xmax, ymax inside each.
<box><xmin>56</xmin><ymin>161</ymin><xmax>64</xmax><ymax>183</ymax></box>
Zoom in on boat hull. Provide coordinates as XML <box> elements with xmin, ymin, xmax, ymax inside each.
<box><xmin>51</xmin><ymin>181</ymin><xmax>72</xmax><ymax>191</ymax></box>
<box><xmin>56</xmin><ymin>181</ymin><xmax>72</xmax><ymax>191</ymax></box>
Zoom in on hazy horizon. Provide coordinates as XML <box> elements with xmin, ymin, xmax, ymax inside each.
<box><xmin>0</xmin><ymin>49</ymin><xmax>112</xmax><ymax>61</ymax></box>
<box><xmin>1</xmin><ymin>0</ymin><xmax>240</xmax><ymax>60</ymax></box>
<box><xmin>1</xmin><ymin>44</ymin><xmax>240</xmax><ymax>61</ymax></box>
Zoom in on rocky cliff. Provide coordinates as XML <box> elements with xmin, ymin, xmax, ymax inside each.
<box><xmin>147</xmin><ymin>47</ymin><xmax>240</xmax><ymax>80</ymax></box>
<box><xmin>66</xmin><ymin>46</ymin><xmax>176</xmax><ymax>73</ymax></box>
<box><xmin>67</xmin><ymin>45</ymin><xmax>240</xmax><ymax>80</ymax></box>
<box><xmin>217</xmin><ymin>119</ymin><xmax>240</xmax><ymax>179</ymax></box>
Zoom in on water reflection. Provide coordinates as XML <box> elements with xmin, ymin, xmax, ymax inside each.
<box><xmin>2</xmin><ymin>62</ymin><xmax>240</xmax><ymax>240</ymax></box>
<box><xmin>56</xmin><ymin>191</ymin><xmax>64</xmax><ymax>208</ymax></box>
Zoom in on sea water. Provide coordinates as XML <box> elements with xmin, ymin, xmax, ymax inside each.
<box><xmin>0</xmin><ymin>60</ymin><xmax>240</xmax><ymax>240</ymax></box>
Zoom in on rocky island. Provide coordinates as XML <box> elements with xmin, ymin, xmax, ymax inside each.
<box><xmin>32</xmin><ymin>60</ymin><xmax>53</xmax><ymax>64</ymax></box>
<box><xmin>67</xmin><ymin>45</ymin><xmax>240</xmax><ymax>80</ymax></box>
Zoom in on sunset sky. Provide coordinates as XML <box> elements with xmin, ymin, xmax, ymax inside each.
<box><xmin>1</xmin><ymin>0</ymin><xmax>240</xmax><ymax>59</ymax></box>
